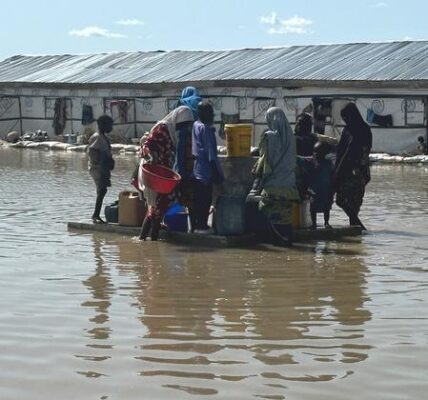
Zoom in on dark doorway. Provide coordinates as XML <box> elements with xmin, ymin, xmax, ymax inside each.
<box><xmin>312</xmin><ymin>98</ymin><xmax>332</xmax><ymax>135</ymax></box>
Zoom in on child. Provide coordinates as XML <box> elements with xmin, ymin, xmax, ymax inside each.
<box><xmin>87</xmin><ymin>115</ymin><xmax>114</xmax><ymax>224</ymax></box>
<box><xmin>297</xmin><ymin>142</ymin><xmax>334</xmax><ymax>229</ymax></box>
<box><xmin>191</xmin><ymin>101</ymin><xmax>224</xmax><ymax>232</ymax></box>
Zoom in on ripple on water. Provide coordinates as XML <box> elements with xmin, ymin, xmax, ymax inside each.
<box><xmin>1</xmin><ymin>149</ymin><xmax>428</xmax><ymax>399</ymax></box>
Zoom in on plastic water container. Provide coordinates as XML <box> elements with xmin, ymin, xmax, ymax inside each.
<box><xmin>164</xmin><ymin>203</ymin><xmax>188</xmax><ymax>232</ymax></box>
<box><xmin>224</xmin><ymin>124</ymin><xmax>253</xmax><ymax>157</ymax></box>
<box><xmin>104</xmin><ymin>201</ymin><xmax>119</xmax><ymax>223</ymax></box>
<box><xmin>213</xmin><ymin>195</ymin><xmax>246</xmax><ymax>235</ymax></box>
<box><xmin>118</xmin><ymin>191</ymin><xmax>146</xmax><ymax>226</ymax></box>
<box><xmin>300</xmin><ymin>199</ymin><xmax>312</xmax><ymax>228</ymax></box>
<box><xmin>291</xmin><ymin>200</ymin><xmax>311</xmax><ymax>229</ymax></box>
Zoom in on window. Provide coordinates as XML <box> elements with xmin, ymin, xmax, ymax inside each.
<box><xmin>403</xmin><ymin>98</ymin><xmax>424</xmax><ymax>126</ymax></box>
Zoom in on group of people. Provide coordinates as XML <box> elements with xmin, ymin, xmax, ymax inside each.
<box><xmin>136</xmin><ymin>93</ymin><xmax>224</xmax><ymax>241</ymax></box>
<box><xmin>251</xmin><ymin>102</ymin><xmax>372</xmax><ymax>245</ymax></box>
<box><xmin>87</xmin><ymin>88</ymin><xmax>372</xmax><ymax>246</ymax></box>
<box><xmin>87</xmin><ymin>87</ymin><xmax>223</xmax><ymax>240</ymax></box>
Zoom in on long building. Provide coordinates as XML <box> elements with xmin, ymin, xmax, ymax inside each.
<box><xmin>1</xmin><ymin>40</ymin><xmax>428</xmax><ymax>153</ymax></box>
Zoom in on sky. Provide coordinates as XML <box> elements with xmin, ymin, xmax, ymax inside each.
<box><xmin>1</xmin><ymin>0</ymin><xmax>427</xmax><ymax>60</ymax></box>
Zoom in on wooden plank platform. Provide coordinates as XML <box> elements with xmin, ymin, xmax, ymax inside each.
<box><xmin>67</xmin><ymin>221</ymin><xmax>362</xmax><ymax>247</ymax></box>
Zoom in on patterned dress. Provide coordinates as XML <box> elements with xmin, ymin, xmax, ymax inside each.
<box><xmin>253</xmin><ymin>109</ymin><xmax>300</xmax><ymax>226</ymax></box>
<box><xmin>142</xmin><ymin>123</ymin><xmax>175</xmax><ymax>218</ymax></box>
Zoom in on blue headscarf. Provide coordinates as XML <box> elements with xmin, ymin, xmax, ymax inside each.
<box><xmin>178</xmin><ymin>86</ymin><xmax>202</xmax><ymax>119</ymax></box>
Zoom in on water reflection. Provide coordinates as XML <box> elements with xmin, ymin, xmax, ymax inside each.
<box><xmin>82</xmin><ymin>236</ymin><xmax>114</xmax><ymax>341</ymax></box>
<box><xmin>75</xmin><ymin>235</ymin><xmax>115</xmax><ymax>378</ymax></box>
<box><xmin>2</xmin><ymin>148</ymin><xmax>427</xmax><ymax>400</ymax></box>
<box><xmin>78</xmin><ymin>234</ymin><xmax>372</xmax><ymax>396</ymax></box>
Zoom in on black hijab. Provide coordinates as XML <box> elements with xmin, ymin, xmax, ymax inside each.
<box><xmin>340</xmin><ymin>103</ymin><xmax>372</xmax><ymax>150</ymax></box>
<box><xmin>335</xmin><ymin>103</ymin><xmax>373</xmax><ymax>179</ymax></box>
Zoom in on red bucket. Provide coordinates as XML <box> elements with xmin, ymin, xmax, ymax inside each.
<box><xmin>142</xmin><ymin>164</ymin><xmax>181</xmax><ymax>194</ymax></box>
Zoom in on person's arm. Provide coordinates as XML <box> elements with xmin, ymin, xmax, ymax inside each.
<box><xmin>87</xmin><ymin>134</ymin><xmax>102</xmax><ymax>164</ymax></box>
<box><xmin>206</xmin><ymin>126</ymin><xmax>218</xmax><ymax>162</ymax></box>
<box><xmin>265</xmin><ymin>134</ymin><xmax>277</xmax><ymax>173</ymax></box>
<box><xmin>142</xmin><ymin>126</ymin><xmax>165</xmax><ymax>161</ymax></box>
<box><xmin>175</xmin><ymin>127</ymin><xmax>189</xmax><ymax>176</ymax></box>
<box><xmin>142</xmin><ymin>132</ymin><xmax>154</xmax><ymax>156</ymax></box>
<box><xmin>208</xmin><ymin>128</ymin><xmax>224</xmax><ymax>183</ymax></box>
<box><xmin>334</xmin><ymin>130</ymin><xmax>354</xmax><ymax>178</ymax></box>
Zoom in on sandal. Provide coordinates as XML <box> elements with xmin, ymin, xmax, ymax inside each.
<box><xmin>92</xmin><ymin>217</ymin><xmax>106</xmax><ymax>224</ymax></box>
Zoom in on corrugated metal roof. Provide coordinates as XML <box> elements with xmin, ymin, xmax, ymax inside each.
<box><xmin>1</xmin><ymin>41</ymin><xmax>428</xmax><ymax>86</ymax></box>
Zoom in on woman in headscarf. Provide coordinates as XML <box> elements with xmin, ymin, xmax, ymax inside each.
<box><xmin>177</xmin><ymin>86</ymin><xmax>202</xmax><ymax>120</ymax></box>
<box><xmin>251</xmin><ymin>107</ymin><xmax>300</xmax><ymax>245</ymax></box>
<box><xmin>335</xmin><ymin>102</ymin><xmax>372</xmax><ymax>230</ymax></box>
<box><xmin>138</xmin><ymin>106</ymin><xmax>194</xmax><ymax>240</ymax></box>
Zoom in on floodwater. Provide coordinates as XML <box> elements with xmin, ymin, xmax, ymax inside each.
<box><xmin>0</xmin><ymin>146</ymin><xmax>427</xmax><ymax>400</ymax></box>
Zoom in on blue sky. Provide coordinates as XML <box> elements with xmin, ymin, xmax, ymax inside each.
<box><xmin>0</xmin><ymin>0</ymin><xmax>426</xmax><ymax>60</ymax></box>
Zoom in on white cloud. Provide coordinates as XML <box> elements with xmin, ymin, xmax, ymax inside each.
<box><xmin>259</xmin><ymin>13</ymin><xmax>313</xmax><ymax>35</ymax></box>
<box><xmin>116</xmin><ymin>19</ymin><xmax>144</xmax><ymax>26</ymax></box>
<box><xmin>370</xmin><ymin>2</ymin><xmax>388</xmax><ymax>8</ymax></box>
<box><xmin>260</xmin><ymin>12</ymin><xmax>279</xmax><ymax>26</ymax></box>
<box><xmin>69</xmin><ymin>26</ymin><xmax>127</xmax><ymax>38</ymax></box>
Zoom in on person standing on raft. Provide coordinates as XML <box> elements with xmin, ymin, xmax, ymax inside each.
<box><xmin>335</xmin><ymin>102</ymin><xmax>372</xmax><ymax>230</ymax></box>
<box><xmin>87</xmin><ymin>115</ymin><xmax>115</xmax><ymax>224</ymax></box>
<box><xmin>250</xmin><ymin>107</ymin><xmax>300</xmax><ymax>246</ymax></box>
<box><xmin>138</xmin><ymin>106</ymin><xmax>194</xmax><ymax>241</ymax></box>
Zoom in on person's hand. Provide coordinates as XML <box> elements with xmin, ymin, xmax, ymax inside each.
<box><xmin>141</xmin><ymin>146</ymin><xmax>150</xmax><ymax>156</ymax></box>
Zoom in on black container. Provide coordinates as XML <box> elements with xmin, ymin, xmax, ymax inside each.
<box><xmin>104</xmin><ymin>201</ymin><xmax>119</xmax><ymax>223</ymax></box>
<box><xmin>213</xmin><ymin>195</ymin><xmax>246</xmax><ymax>235</ymax></box>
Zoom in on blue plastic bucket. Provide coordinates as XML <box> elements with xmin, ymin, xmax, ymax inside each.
<box><xmin>164</xmin><ymin>203</ymin><xmax>188</xmax><ymax>232</ymax></box>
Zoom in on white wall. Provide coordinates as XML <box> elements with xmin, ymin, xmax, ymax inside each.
<box><xmin>0</xmin><ymin>85</ymin><xmax>426</xmax><ymax>154</ymax></box>
<box><xmin>372</xmin><ymin>127</ymin><xmax>425</xmax><ymax>154</ymax></box>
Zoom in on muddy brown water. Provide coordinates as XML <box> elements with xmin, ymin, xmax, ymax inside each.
<box><xmin>0</xmin><ymin>147</ymin><xmax>427</xmax><ymax>400</ymax></box>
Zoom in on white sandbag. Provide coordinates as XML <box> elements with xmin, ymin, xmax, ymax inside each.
<box><xmin>123</xmin><ymin>145</ymin><xmax>139</xmax><ymax>152</ymax></box>
<box><xmin>25</xmin><ymin>142</ymin><xmax>41</xmax><ymax>148</ymax></box>
<box><xmin>37</xmin><ymin>141</ymin><xmax>54</xmax><ymax>150</ymax></box>
<box><xmin>68</xmin><ymin>145</ymin><xmax>88</xmax><ymax>152</ymax></box>
<box><xmin>403</xmin><ymin>155</ymin><xmax>424</xmax><ymax>163</ymax></box>
<box><xmin>384</xmin><ymin>155</ymin><xmax>404</xmax><ymax>163</ymax></box>
<box><xmin>369</xmin><ymin>153</ymin><xmax>386</xmax><ymax>162</ymax></box>
<box><xmin>6</xmin><ymin>131</ymin><xmax>19</xmax><ymax>143</ymax></box>
<box><xmin>8</xmin><ymin>141</ymin><xmax>25</xmax><ymax>148</ymax></box>
<box><xmin>50</xmin><ymin>142</ymin><xmax>72</xmax><ymax>151</ymax></box>
<box><xmin>111</xmin><ymin>144</ymin><xmax>124</xmax><ymax>152</ymax></box>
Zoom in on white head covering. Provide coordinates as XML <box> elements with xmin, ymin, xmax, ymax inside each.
<box><xmin>263</xmin><ymin>106</ymin><xmax>296</xmax><ymax>188</ymax></box>
<box><xmin>265</xmin><ymin>106</ymin><xmax>294</xmax><ymax>152</ymax></box>
<box><xmin>153</xmin><ymin>105</ymin><xmax>194</xmax><ymax>147</ymax></box>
